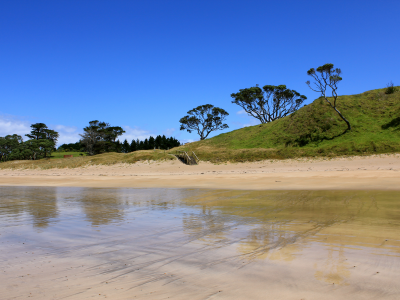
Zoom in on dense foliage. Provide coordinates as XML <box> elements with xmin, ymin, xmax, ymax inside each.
<box><xmin>231</xmin><ymin>85</ymin><xmax>306</xmax><ymax>124</ymax></box>
<box><xmin>121</xmin><ymin>135</ymin><xmax>181</xmax><ymax>153</ymax></box>
<box><xmin>0</xmin><ymin>123</ymin><xmax>58</xmax><ymax>162</ymax></box>
<box><xmin>79</xmin><ymin>120</ymin><xmax>125</xmax><ymax>155</ymax></box>
<box><xmin>179</xmin><ymin>104</ymin><xmax>229</xmax><ymax>140</ymax></box>
<box><xmin>57</xmin><ymin>142</ymin><xmax>84</xmax><ymax>152</ymax></box>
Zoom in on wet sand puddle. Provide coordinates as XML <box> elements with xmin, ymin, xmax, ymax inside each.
<box><xmin>0</xmin><ymin>187</ymin><xmax>399</xmax><ymax>299</ymax></box>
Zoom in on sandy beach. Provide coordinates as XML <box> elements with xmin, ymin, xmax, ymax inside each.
<box><xmin>1</xmin><ymin>154</ymin><xmax>399</xmax><ymax>190</ymax></box>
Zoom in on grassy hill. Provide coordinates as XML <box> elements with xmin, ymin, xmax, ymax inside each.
<box><xmin>177</xmin><ymin>87</ymin><xmax>400</xmax><ymax>162</ymax></box>
<box><xmin>2</xmin><ymin>87</ymin><xmax>399</xmax><ymax>169</ymax></box>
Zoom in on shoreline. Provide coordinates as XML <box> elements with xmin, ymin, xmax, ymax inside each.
<box><xmin>1</xmin><ymin>154</ymin><xmax>399</xmax><ymax>190</ymax></box>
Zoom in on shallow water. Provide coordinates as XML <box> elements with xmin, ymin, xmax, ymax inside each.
<box><xmin>1</xmin><ymin>187</ymin><xmax>400</xmax><ymax>299</ymax></box>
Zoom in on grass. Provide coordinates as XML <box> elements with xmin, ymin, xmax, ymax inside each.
<box><xmin>1</xmin><ymin>87</ymin><xmax>399</xmax><ymax>168</ymax></box>
<box><xmin>176</xmin><ymin>87</ymin><xmax>400</xmax><ymax>162</ymax></box>
<box><xmin>0</xmin><ymin>150</ymin><xmax>175</xmax><ymax>170</ymax></box>
<box><xmin>50</xmin><ymin>151</ymin><xmax>87</xmax><ymax>159</ymax></box>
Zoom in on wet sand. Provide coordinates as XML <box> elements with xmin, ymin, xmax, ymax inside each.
<box><xmin>0</xmin><ymin>154</ymin><xmax>399</xmax><ymax>190</ymax></box>
<box><xmin>1</xmin><ymin>187</ymin><xmax>400</xmax><ymax>299</ymax></box>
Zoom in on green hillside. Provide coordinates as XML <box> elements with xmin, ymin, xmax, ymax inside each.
<box><xmin>179</xmin><ymin>87</ymin><xmax>400</xmax><ymax>162</ymax></box>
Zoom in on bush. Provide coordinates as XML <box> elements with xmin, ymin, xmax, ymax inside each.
<box><xmin>385</xmin><ymin>81</ymin><xmax>396</xmax><ymax>94</ymax></box>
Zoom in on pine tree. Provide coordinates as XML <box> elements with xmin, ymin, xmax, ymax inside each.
<box><xmin>149</xmin><ymin>136</ymin><xmax>155</xmax><ymax>149</ymax></box>
<box><xmin>143</xmin><ymin>138</ymin><xmax>149</xmax><ymax>150</ymax></box>
<box><xmin>130</xmin><ymin>139</ymin><xmax>137</xmax><ymax>152</ymax></box>
<box><xmin>122</xmin><ymin>139</ymin><xmax>130</xmax><ymax>153</ymax></box>
<box><xmin>161</xmin><ymin>135</ymin><xmax>167</xmax><ymax>149</ymax></box>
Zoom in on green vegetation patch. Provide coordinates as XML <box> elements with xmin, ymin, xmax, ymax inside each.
<box><xmin>178</xmin><ymin>88</ymin><xmax>400</xmax><ymax>162</ymax></box>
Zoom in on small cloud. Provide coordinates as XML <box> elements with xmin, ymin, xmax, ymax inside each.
<box><xmin>120</xmin><ymin>126</ymin><xmax>153</xmax><ymax>142</ymax></box>
<box><xmin>163</xmin><ymin>128</ymin><xmax>176</xmax><ymax>137</ymax></box>
<box><xmin>237</xmin><ymin>110</ymin><xmax>247</xmax><ymax>115</ymax></box>
<box><xmin>0</xmin><ymin>115</ymin><xmax>31</xmax><ymax>137</ymax></box>
<box><xmin>54</xmin><ymin>125</ymin><xmax>78</xmax><ymax>133</ymax></box>
<box><xmin>55</xmin><ymin>126</ymin><xmax>81</xmax><ymax>145</ymax></box>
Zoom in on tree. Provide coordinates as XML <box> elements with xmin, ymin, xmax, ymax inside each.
<box><xmin>26</xmin><ymin>123</ymin><xmax>48</xmax><ymax>140</ymax></box>
<box><xmin>148</xmin><ymin>136</ymin><xmax>155</xmax><ymax>149</ymax></box>
<box><xmin>22</xmin><ymin>139</ymin><xmax>54</xmax><ymax>160</ymax></box>
<box><xmin>0</xmin><ymin>134</ymin><xmax>23</xmax><ymax>161</ymax></box>
<box><xmin>143</xmin><ymin>138</ymin><xmax>149</xmax><ymax>150</ymax></box>
<box><xmin>130</xmin><ymin>139</ymin><xmax>137</xmax><ymax>152</ymax></box>
<box><xmin>25</xmin><ymin>123</ymin><xmax>59</xmax><ymax>144</ymax></box>
<box><xmin>306</xmin><ymin>63</ymin><xmax>351</xmax><ymax>131</ymax></box>
<box><xmin>80</xmin><ymin>120</ymin><xmax>125</xmax><ymax>155</ymax></box>
<box><xmin>231</xmin><ymin>85</ymin><xmax>307</xmax><ymax>124</ymax></box>
<box><xmin>138</xmin><ymin>140</ymin><xmax>144</xmax><ymax>150</ymax></box>
<box><xmin>80</xmin><ymin>121</ymin><xmax>103</xmax><ymax>155</ymax></box>
<box><xmin>58</xmin><ymin>142</ymin><xmax>82</xmax><ymax>152</ymax></box>
<box><xmin>25</xmin><ymin>123</ymin><xmax>58</xmax><ymax>157</ymax></box>
<box><xmin>122</xmin><ymin>139</ymin><xmax>130</xmax><ymax>153</ymax></box>
<box><xmin>179</xmin><ymin>104</ymin><xmax>229</xmax><ymax>140</ymax></box>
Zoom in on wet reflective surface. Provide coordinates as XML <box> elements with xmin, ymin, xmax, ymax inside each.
<box><xmin>1</xmin><ymin>187</ymin><xmax>400</xmax><ymax>299</ymax></box>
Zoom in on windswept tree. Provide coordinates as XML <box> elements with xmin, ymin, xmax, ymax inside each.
<box><xmin>25</xmin><ymin>123</ymin><xmax>59</xmax><ymax>143</ymax></box>
<box><xmin>25</xmin><ymin>123</ymin><xmax>59</xmax><ymax>157</ymax></box>
<box><xmin>179</xmin><ymin>104</ymin><xmax>229</xmax><ymax>140</ymax></box>
<box><xmin>25</xmin><ymin>123</ymin><xmax>48</xmax><ymax>140</ymax></box>
<box><xmin>231</xmin><ymin>85</ymin><xmax>307</xmax><ymax>124</ymax></box>
<box><xmin>80</xmin><ymin>121</ymin><xmax>103</xmax><ymax>155</ymax></box>
<box><xmin>80</xmin><ymin>120</ymin><xmax>125</xmax><ymax>155</ymax></box>
<box><xmin>306</xmin><ymin>63</ymin><xmax>351</xmax><ymax>131</ymax></box>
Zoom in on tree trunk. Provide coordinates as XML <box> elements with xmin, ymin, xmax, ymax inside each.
<box><xmin>333</xmin><ymin>107</ymin><xmax>351</xmax><ymax>131</ymax></box>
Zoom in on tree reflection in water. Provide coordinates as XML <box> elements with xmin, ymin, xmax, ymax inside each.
<box><xmin>0</xmin><ymin>186</ymin><xmax>59</xmax><ymax>228</ymax></box>
<box><xmin>180</xmin><ymin>190</ymin><xmax>400</xmax><ymax>284</ymax></box>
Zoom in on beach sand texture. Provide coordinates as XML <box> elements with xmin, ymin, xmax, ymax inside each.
<box><xmin>0</xmin><ymin>154</ymin><xmax>399</xmax><ymax>190</ymax></box>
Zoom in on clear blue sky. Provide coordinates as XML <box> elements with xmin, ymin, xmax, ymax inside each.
<box><xmin>1</xmin><ymin>0</ymin><xmax>399</xmax><ymax>145</ymax></box>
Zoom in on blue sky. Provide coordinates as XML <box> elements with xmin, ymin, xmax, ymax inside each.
<box><xmin>1</xmin><ymin>0</ymin><xmax>399</xmax><ymax>145</ymax></box>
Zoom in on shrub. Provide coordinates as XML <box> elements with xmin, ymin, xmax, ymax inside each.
<box><xmin>385</xmin><ymin>81</ymin><xmax>396</xmax><ymax>94</ymax></box>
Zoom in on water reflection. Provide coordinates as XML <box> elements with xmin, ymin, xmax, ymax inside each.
<box><xmin>0</xmin><ymin>187</ymin><xmax>59</xmax><ymax>228</ymax></box>
<box><xmin>1</xmin><ymin>187</ymin><xmax>399</xmax><ymax>289</ymax></box>
<box><xmin>180</xmin><ymin>190</ymin><xmax>400</xmax><ymax>285</ymax></box>
<box><xmin>75</xmin><ymin>189</ymin><xmax>126</xmax><ymax>226</ymax></box>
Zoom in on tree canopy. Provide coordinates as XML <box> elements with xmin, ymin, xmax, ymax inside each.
<box><xmin>80</xmin><ymin>120</ymin><xmax>125</xmax><ymax>155</ymax></box>
<box><xmin>0</xmin><ymin>133</ymin><xmax>55</xmax><ymax>162</ymax></box>
<box><xmin>179</xmin><ymin>104</ymin><xmax>229</xmax><ymax>140</ymax></box>
<box><xmin>25</xmin><ymin>123</ymin><xmax>59</xmax><ymax>144</ymax></box>
<box><xmin>231</xmin><ymin>85</ymin><xmax>307</xmax><ymax>124</ymax></box>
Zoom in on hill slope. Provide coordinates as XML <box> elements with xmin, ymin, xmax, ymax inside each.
<box><xmin>178</xmin><ymin>88</ymin><xmax>400</xmax><ymax>162</ymax></box>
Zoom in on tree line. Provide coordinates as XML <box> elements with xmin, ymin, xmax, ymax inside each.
<box><xmin>179</xmin><ymin>63</ymin><xmax>353</xmax><ymax>140</ymax></box>
<box><xmin>59</xmin><ymin>134</ymin><xmax>181</xmax><ymax>153</ymax></box>
<box><xmin>1</xmin><ymin>120</ymin><xmax>181</xmax><ymax>162</ymax></box>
